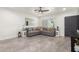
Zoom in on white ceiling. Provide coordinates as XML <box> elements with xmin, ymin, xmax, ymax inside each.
<box><xmin>5</xmin><ymin>7</ymin><xmax>79</xmax><ymax>16</ymax></box>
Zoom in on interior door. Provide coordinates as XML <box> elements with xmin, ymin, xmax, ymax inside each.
<box><xmin>70</xmin><ymin>16</ymin><xmax>77</xmax><ymax>37</ymax></box>
<box><xmin>65</xmin><ymin>16</ymin><xmax>77</xmax><ymax>37</ymax></box>
<box><xmin>65</xmin><ymin>17</ymin><xmax>71</xmax><ymax>36</ymax></box>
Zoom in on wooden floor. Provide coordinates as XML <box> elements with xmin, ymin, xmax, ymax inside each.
<box><xmin>0</xmin><ymin>35</ymin><xmax>71</xmax><ymax>52</ymax></box>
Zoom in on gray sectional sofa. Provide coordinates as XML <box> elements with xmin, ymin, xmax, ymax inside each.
<box><xmin>27</xmin><ymin>27</ymin><xmax>56</xmax><ymax>37</ymax></box>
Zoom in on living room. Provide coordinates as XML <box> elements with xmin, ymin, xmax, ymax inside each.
<box><xmin>0</xmin><ymin>7</ymin><xmax>79</xmax><ymax>52</ymax></box>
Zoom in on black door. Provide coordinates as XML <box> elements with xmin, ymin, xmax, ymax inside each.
<box><xmin>77</xmin><ymin>15</ymin><xmax>79</xmax><ymax>29</ymax></box>
<box><xmin>65</xmin><ymin>16</ymin><xmax>77</xmax><ymax>37</ymax></box>
<box><xmin>65</xmin><ymin>17</ymin><xmax>71</xmax><ymax>36</ymax></box>
<box><xmin>70</xmin><ymin>16</ymin><xmax>77</xmax><ymax>37</ymax></box>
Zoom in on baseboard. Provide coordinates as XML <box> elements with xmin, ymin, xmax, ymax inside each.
<box><xmin>0</xmin><ymin>35</ymin><xmax>17</xmax><ymax>40</ymax></box>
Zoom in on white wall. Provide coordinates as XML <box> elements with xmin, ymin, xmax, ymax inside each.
<box><xmin>0</xmin><ymin>7</ymin><xmax>78</xmax><ymax>40</ymax></box>
<box><xmin>0</xmin><ymin>8</ymin><xmax>39</xmax><ymax>40</ymax></box>
<box><xmin>54</xmin><ymin>10</ymin><xmax>78</xmax><ymax>36</ymax></box>
<box><xmin>25</xmin><ymin>16</ymin><xmax>39</xmax><ymax>27</ymax></box>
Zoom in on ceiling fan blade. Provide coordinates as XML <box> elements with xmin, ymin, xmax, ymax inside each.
<box><xmin>43</xmin><ymin>10</ymin><xmax>49</xmax><ymax>11</ymax></box>
<box><xmin>40</xmin><ymin>10</ymin><xmax>49</xmax><ymax>12</ymax></box>
<box><xmin>34</xmin><ymin>9</ymin><xmax>38</xmax><ymax>11</ymax></box>
<box><xmin>34</xmin><ymin>7</ymin><xmax>42</xmax><ymax>12</ymax></box>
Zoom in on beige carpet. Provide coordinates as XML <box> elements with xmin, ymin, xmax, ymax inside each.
<box><xmin>0</xmin><ymin>35</ymin><xmax>71</xmax><ymax>52</ymax></box>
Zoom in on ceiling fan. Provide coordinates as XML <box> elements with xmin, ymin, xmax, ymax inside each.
<box><xmin>34</xmin><ymin>7</ymin><xmax>49</xmax><ymax>13</ymax></box>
